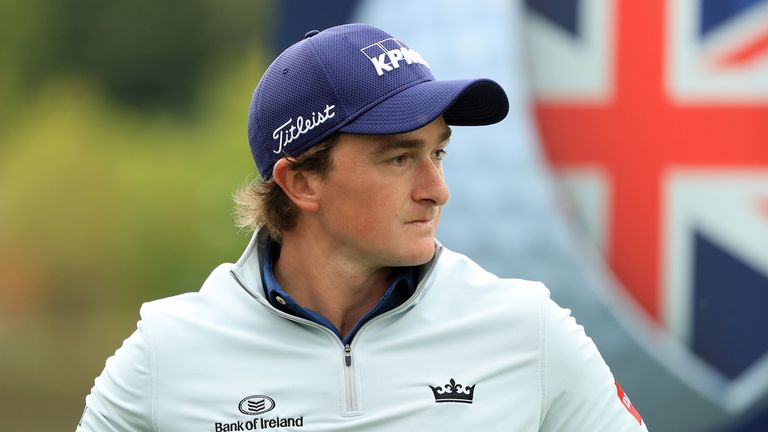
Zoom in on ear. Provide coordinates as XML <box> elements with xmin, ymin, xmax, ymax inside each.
<box><xmin>272</xmin><ymin>158</ymin><xmax>321</xmax><ymax>213</ymax></box>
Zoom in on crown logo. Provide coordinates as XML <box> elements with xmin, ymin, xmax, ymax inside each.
<box><xmin>429</xmin><ymin>378</ymin><xmax>475</xmax><ymax>404</ymax></box>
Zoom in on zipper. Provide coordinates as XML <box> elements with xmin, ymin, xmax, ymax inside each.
<box><xmin>344</xmin><ymin>344</ymin><xmax>352</xmax><ymax>366</ymax></box>
<box><xmin>343</xmin><ymin>343</ymin><xmax>359</xmax><ymax>413</ymax></box>
<box><xmin>230</xmin><ymin>269</ymin><xmax>363</xmax><ymax>415</ymax></box>
<box><xmin>228</xmin><ymin>246</ymin><xmax>442</xmax><ymax>416</ymax></box>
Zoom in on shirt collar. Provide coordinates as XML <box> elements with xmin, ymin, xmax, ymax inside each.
<box><xmin>259</xmin><ymin>238</ymin><xmax>417</xmax><ymax>342</ymax></box>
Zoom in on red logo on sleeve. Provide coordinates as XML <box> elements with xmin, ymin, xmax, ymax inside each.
<box><xmin>615</xmin><ymin>380</ymin><xmax>643</xmax><ymax>425</ymax></box>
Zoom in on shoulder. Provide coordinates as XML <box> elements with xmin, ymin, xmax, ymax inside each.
<box><xmin>138</xmin><ymin>263</ymin><xmax>259</xmax><ymax>340</ymax></box>
<box><xmin>422</xmin><ymin>246</ymin><xmax>553</xmax><ymax>329</ymax></box>
<box><xmin>431</xmin><ymin>246</ymin><xmax>551</xmax><ymax>303</ymax></box>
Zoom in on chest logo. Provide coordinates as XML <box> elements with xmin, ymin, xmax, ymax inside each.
<box><xmin>429</xmin><ymin>378</ymin><xmax>476</xmax><ymax>404</ymax></box>
<box><xmin>238</xmin><ymin>395</ymin><xmax>276</xmax><ymax>416</ymax></box>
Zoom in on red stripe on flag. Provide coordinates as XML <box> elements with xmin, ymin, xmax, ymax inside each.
<box><xmin>716</xmin><ymin>30</ymin><xmax>768</xmax><ymax>67</ymax></box>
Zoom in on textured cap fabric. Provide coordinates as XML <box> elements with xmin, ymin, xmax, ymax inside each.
<box><xmin>247</xmin><ymin>23</ymin><xmax>509</xmax><ymax>179</ymax></box>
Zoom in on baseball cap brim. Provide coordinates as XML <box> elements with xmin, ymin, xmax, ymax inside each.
<box><xmin>338</xmin><ymin>78</ymin><xmax>508</xmax><ymax>135</ymax></box>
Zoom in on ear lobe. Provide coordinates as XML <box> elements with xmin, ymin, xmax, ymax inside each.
<box><xmin>272</xmin><ymin>158</ymin><xmax>320</xmax><ymax>212</ymax></box>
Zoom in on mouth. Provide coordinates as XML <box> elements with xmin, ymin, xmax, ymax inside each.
<box><xmin>406</xmin><ymin>218</ymin><xmax>435</xmax><ymax>227</ymax></box>
<box><xmin>408</xmin><ymin>220</ymin><xmax>431</xmax><ymax>225</ymax></box>
<box><xmin>406</xmin><ymin>209</ymin><xmax>440</xmax><ymax>227</ymax></box>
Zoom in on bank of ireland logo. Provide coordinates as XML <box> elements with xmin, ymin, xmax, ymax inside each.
<box><xmin>360</xmin><ymin>38</ymin><xmax>431</xmax><ymax>76</ymax></box>
<box><xmin>238</xmin><ymin>395</ymin><xmax>275</xmax><ymax>416</ymax></box>
<box><xmin>215</xmin><ymin>395</ymin><xmax>304</xmax><ymax>431</ymax></box>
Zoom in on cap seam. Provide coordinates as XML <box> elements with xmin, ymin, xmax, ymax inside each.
<box><xmin>307</xmin><ymin>37</ymin><xmax>346</xmax><ymax>118</ymax></box>
<box><xmin>253</xmin><ymin>84</ymin><xmax>264</xmax><ymax>149</ymax></box>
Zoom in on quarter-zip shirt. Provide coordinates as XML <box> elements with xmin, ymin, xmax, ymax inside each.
<box><xmin>78</xmin><ymin>229</ymin><xmax>649</xmax><ymax>431</ymax></box>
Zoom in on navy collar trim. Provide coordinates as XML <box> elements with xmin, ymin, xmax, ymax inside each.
<box><xmin>259</xmin><ymin>239</ymin><xmax>417</xmax><ymax>344</ymax></box>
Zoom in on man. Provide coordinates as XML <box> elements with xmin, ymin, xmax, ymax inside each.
<box><xmin>79</xmin><ymin>24</ymin><xmax>649</xmax><ymax>431</ymax></box>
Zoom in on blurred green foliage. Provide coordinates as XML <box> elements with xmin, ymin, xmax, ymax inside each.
<box><xmin>0</xmin><ymin>1</ymin><xmax>274</xmax><ymax>430</ymax></box>
<box><xmin>1</xmin><ymin>0</ymin><xmax>270</xmax><ymax>110</ymax></box>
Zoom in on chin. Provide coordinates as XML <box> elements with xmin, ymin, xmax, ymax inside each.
<box><xmin>400</xmin><ymin>243</ymin><xmax>437</xmax><ymax>266</ymax></box>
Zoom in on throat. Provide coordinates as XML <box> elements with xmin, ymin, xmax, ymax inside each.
<box><xmin>273</xmin><ymin>250</ymin><xmax>394</xmax><ymax>338</ymax></box>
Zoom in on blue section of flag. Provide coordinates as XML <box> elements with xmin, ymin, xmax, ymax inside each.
<box><xmin>691</xmin><ymin>230</ymin><xmax>768</xmax><ymax>379</ymax></box>
<box><xmin>700</xmin><ymin>0</ymin><xmax>768</xmax><ymax>38</ymax></box>
<box><xmin>524</xmin><ymin>0</ymin><xmax>580</xmax><ymax>37</ymax></box>
<box><xmin>722</xmin><ymin>405</ymin><xmax>768</xmax><ymax>432</ymax></box>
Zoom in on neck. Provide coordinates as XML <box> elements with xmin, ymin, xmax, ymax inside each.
<box><xmin>273</xmin><ymin>230</ymin><xmax>393</xmax><ymax>338</ymax></box>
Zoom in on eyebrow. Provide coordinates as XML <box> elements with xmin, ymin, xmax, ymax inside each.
<box><xmin>371</xmin><ymin>127</ymin><xmax>453</xmax><ymax>155</ymax></box>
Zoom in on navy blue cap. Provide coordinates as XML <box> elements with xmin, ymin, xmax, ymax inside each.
<box><xmin>247</xmin><ymin>23</ymin><xmax>509</xmax><ymax>179</ymax></box>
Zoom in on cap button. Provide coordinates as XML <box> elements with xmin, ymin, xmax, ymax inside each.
<box><xmin>304</xmin><ymin>30</ymin><xmax>320</xmax><ymax>39</ymax></box>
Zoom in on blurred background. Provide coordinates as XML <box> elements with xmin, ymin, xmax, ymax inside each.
<box><xmin>1</xmin><ymin>0</ymin><xmax>767</xmax><ymax>431</ymax></box>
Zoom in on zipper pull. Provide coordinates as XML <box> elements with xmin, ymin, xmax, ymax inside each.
<box><xmin>344</xmin><ymin>344</ymin><xmax>352</xmax><ymax>367</ymax></box>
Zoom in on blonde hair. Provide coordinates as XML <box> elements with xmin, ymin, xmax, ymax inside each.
<box><xmin>233</xmin><ymin>135</ymin><xmax>339</xmax><ymax>241</ymax></box>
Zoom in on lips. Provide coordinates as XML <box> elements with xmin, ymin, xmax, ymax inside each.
<box><xmin>407</xmin><ymin>210</ymin><xmax>439</xmax><ymax>225</ymax></box>
<box><xmin>406</xmin><ymin>216</ymin><xmax>437</xmax><ymax>228</ymax></box>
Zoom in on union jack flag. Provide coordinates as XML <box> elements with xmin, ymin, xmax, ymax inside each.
<box><xmin>524</xmin><ymin>0</ymin><xmax>768</xmax><ymax>429</ymax></box>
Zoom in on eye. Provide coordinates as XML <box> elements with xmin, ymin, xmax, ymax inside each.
<box><xmin>389</xmin><ymin>154</ymin><xmax>409</xmax><ymax>166</ymax></box>
<box><xmin>433</xmin><ymin>149</ymin><xmax>448</xmax><ymax>160</ymax></box>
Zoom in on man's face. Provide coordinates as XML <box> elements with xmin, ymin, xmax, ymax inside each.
<box><xmin>310</xmin><ymin>117</ymin><xmax>451</xmax><ymax>271</ymax></box>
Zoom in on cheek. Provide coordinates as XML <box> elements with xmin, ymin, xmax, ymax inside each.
<box><xmin>341</xmin><ymin>191</ymin><xmax>402</xmax><ymax>234</ymax></box>
<box><xmin>322</xmin><ymin>167</ymin><xmax>407</xmax><ymax>232</ymax></box>
<box><xmin>350</xmin><ymin>197</ymin><xmax>397</xmax><ymax>232</ymax></box>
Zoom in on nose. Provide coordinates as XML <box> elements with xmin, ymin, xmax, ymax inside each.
<box><xmin>413</xmin><ymin>158</ymin><xmax>450</xmax><ymax>206</ymax></box>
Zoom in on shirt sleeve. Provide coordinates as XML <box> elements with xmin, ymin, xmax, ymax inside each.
<box><xmin>76</xmin><ymin>320</ymin><xmax>155</xmax><ymax>432</ymax></box>
<box><xmin>538</xmin><ymin>295</ymin><xmax>649</xmax><ymax>432</ymax></box>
